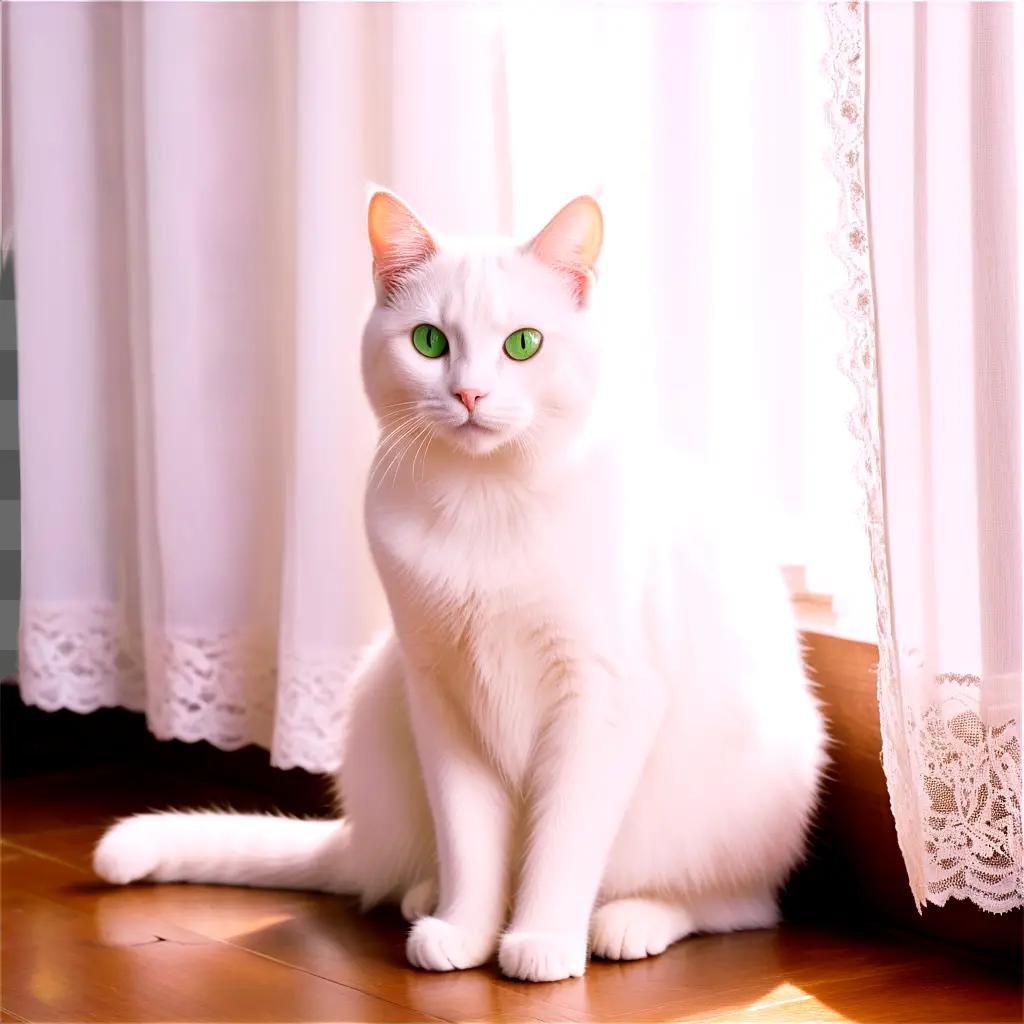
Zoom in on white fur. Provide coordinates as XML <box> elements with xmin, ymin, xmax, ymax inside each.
<box><xmin>95</xmin><ymin>197</ymin><xmax>827</xmax><ymax>983</ymax></box>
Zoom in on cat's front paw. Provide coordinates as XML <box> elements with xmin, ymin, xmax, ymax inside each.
<box><xmin>406</xmin><ymin>916</ymin><xmax>496</xmax><ymax>971</ymax></box>
<box><xmin>498</xmin><ymin>930</ymin><xmax>586</xmax><ymax>982</ymax></box>
<box><xmin>93</xmin><ymin>816</ymin><xmax>162</xmax><ymax>884</ymax></box>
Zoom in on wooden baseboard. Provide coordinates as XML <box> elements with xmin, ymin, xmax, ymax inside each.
<box><xmin>789</xmin><ymin>631</ymin><xmax>1022</xmax><ymax>967</ymax></box>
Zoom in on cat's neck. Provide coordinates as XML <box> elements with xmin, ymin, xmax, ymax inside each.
<box><xmin>369</xmin><ymin>421</ymin><xmax>608</xmax><ymax>514</ymax></box>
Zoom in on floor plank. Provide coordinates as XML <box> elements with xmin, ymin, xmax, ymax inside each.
<box><xmin>3</xmin><ymin>769</ymin><xmax>1020</xmax><ymax>1023</ymax></box>
<box><xmin>3</xmin><ymin>845</ymin><xmax>440</xmax><ymax>1023</ymax></box>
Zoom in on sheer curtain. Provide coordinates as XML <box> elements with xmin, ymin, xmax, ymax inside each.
<box><xmin>833</xmin><ymin>2</ymin><xmax>1023</xmax><ymax>911</ymax></box>
<box><xmin>6</xmin><ymin>2</ymin><xmax>862</xmax><ymax>771</ymax></box>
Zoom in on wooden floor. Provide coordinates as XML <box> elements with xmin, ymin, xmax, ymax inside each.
<box><xmin>2</xmin><ymin>765</ymin><xmax>1021</xmax><ymax>1024</ymax></box>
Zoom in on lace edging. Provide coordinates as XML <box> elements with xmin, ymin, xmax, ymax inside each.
<box><xmin>18</xmin><ymin>601</ymin><xmax>147</xmax><ymax>713</ymax></box>
<box><xmin>271</xmin><ymin>646</ymin><xmax>378</xmax><ymax>774</ymax></box>
<box><xmin>824</xmin><ymin>2</ymin><xmax>1021</xmax><ymax>912</ymax></box>
<box><xmin>17</xmin><ymin>600</ymin><xmax>365</xmax><ymax>775</ymax></box>
<box><xmin>914</xmin><ymin>685</ymin><xmax>1023</xmax><ymax>912</ymax></box>
<box><xmin>823</xmin><ymin>1</ymin><xmax>929</xmax><ymax>909</ymax></box>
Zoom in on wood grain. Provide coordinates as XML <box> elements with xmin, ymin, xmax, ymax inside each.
<box><xmin>2</xmin><ymin>768</ymin><xmax>1020</xmax><ymax>1024</ymax></box>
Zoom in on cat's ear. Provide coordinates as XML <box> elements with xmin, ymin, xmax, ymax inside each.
<box><xmin>526</xmin><ymin>196</ymin><xmax>603</xmax><ymax>306</ymax></box>
<box><xmin>367</xmin><ymin>190</ymin><xmax>437</xmax><ymax>299</ymax></box>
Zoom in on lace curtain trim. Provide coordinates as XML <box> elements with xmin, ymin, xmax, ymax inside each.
<box><xmin>17</xmin><ymin>600</ymin><xmax>364</xmax><ymax>773</ymax></box>
<box><xmin>915</xmin><ymin>692</ymin><xmax>1022</xmax><ymax>910</ymax></box>
<box><xmin>824</xmin><ymin>1</ymin><xmax>1022</xmax><ymax>912</ymax></box>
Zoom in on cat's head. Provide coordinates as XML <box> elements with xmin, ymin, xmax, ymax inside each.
<box><xmin>361</xmin><ymin>191</ymin><xmax>603</xmax><ymax>461</ymax></box>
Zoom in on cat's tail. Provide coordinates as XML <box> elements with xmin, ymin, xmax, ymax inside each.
<box><xmin>93</xmin><ymin>811</ymin><xmax>358</xmax><ymax>893</ymax></box>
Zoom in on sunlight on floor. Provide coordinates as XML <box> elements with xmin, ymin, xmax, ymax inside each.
<box><xmin>92</xmin><ymin>892</ymin><xmax>296</xmax><ymax>944</ymax></box>
<box><xmin>719</xmin><ymin>982</ymin><xmax>846</xmax><ymax>1023</ymax></box>
<box><xmin>198</xmin><ymin>911</ymin><xmax>296</xmax><ymax>943</ymax></box>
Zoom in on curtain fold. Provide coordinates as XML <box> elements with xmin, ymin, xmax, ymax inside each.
<box><xmin>9</xmin><ymin>2</ymin><xmax>863</xmax><ymax>771</ymax></box>
<box><xmin>843</xmin><ymin>0</ymin><xmax>1023</xmax><ymax>912</ymax></box>
<box><xmin>10</xmin><ymin>2</ymin><xmax>387</xmax><ymax>770</ymax></box>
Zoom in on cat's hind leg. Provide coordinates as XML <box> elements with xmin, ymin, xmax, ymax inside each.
<box><xmin>589</xmin><ymin>897</ymin><xmax>696</xmax><ymax>960</ymax></box>
<box><xmin>589</xmin><ymin>890</ymin><xmax>778</xmax><ymax>961</ymax></box>
<box><xmin>691</xmin><ymin>890</ymin><xmax>780</xmax><ymax>933</ymax></box>
<box><xmin>400</xmin><ymin>878</ymin><xmax>439</xmax><ymax>922</ymax></box>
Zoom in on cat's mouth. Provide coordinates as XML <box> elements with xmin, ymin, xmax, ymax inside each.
<box><xmin>448</xmin><ymin>416</ymin><xmax>511</xmax><ymax>455</ymax></box>
<box><xmin>459</xmin><ymin>418</ymin><xmax>500</xmax><ymax>434</ymax></box>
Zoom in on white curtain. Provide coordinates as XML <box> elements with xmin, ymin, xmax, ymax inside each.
<box><xmin>831</xmin><ymin>2</ymin><xmax>1023</xmax><ymax>911</ymax></box>
<box><xmin>6</xmin><ymin>2</ymin><xmax>863</xmax><ymax>771</ymax></box>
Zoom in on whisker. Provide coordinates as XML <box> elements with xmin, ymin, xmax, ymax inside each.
<box><xmin>378</xmin><ymin>399</ymin><xmax>423</xmax><ymax>413</ymax></box>
<box><xmin>377</xmin><ymin>407</ymin><xmax>423</xmax><ymax>426</ymax></box>
<box><xmin>371</xmin><ymin>415</ymin><xmax>420</xmax><ymax>463</ymax></box>
<box><xmin>412</xmin><ymin>425</ymin><xmax>435</xmax><ymax>484</ymax></box>
<box><xmin>402</xmin><ymin>424</ymin><xmax>434</xmax><ymax>481</ymax></box>
<box><xmin>408</xmin><ymin>427</ymin><xmax>430</xmax><ymax>486</ymax></box>
<box><xmin>369</xmin><ymin>415</ymin><xmax>424</xmax><ymax>490</ymax></box>
<box><xmin>377</xmin><ymin>408</ymin><xmax>419</xmax><ymax>431</ymax></box>
<box><xmin>423</xmin><ymin>431</ymin><xmax>437</xmax><ymax>482</ymax></box>
<box><xmin>373</xmin><ymin>417</ymin><xmax>428</xmax><ymax>491</ymax></box>
<box><xmin>375</xmin><ymin>401</ymin><xmax>425</xmax><ymax>425</ymax></box>
<box><xmin>379</xmin><ymin>423</ymin><xmax>429</xmax><ymax>491</ymax></box>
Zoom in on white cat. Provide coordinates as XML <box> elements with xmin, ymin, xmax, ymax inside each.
<box><xmin>94</xmin><ymin>192</ymin><xmax>827</xmax><ymax>982</ymax></box>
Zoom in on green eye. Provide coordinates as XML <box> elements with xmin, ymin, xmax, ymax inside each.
<box><xmin>504</xmin><ymin>328</ymin><xmax>543</xmax><ymax>361</ymax></box>
<box><xmin>412</xmin><ymin>324</ymin><xmax>449</xmax><ymax>358</ymax></box>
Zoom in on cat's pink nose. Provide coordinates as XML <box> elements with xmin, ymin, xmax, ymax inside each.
<box><xmin>454</xmin><ymin>388</ymin><xmax>487</xmax><ymax>413</ymax></box>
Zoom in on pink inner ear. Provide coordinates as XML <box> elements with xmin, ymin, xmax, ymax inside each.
<box><xmin>552</xmin><ymin>266</ymin><xmax>594</xmax><ymax>304</ymax></box>
<box><xmin>368</xmin><ymin>191</ymin><xmax>436</xmax><ymax>295</ymax></box>
<box><xmin>527</xmin><ymin>196</ymin><xmax>603</xmax><ymax>304</ymax></box>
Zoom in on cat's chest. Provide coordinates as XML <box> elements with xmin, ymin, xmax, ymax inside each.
<box><xmin>369</xmin><ymin>475</ymin><xmax>626</xmax><ymax>780</ymax></box>
<box><xmin>424</xmin><ymin>592</ymin><xmax>571</xmax><ymax>780</ymax></box>
<box><xmin>371</xmin><ymin>479</ymin><xmax>565</xmax><ymax>598</ymax></box>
